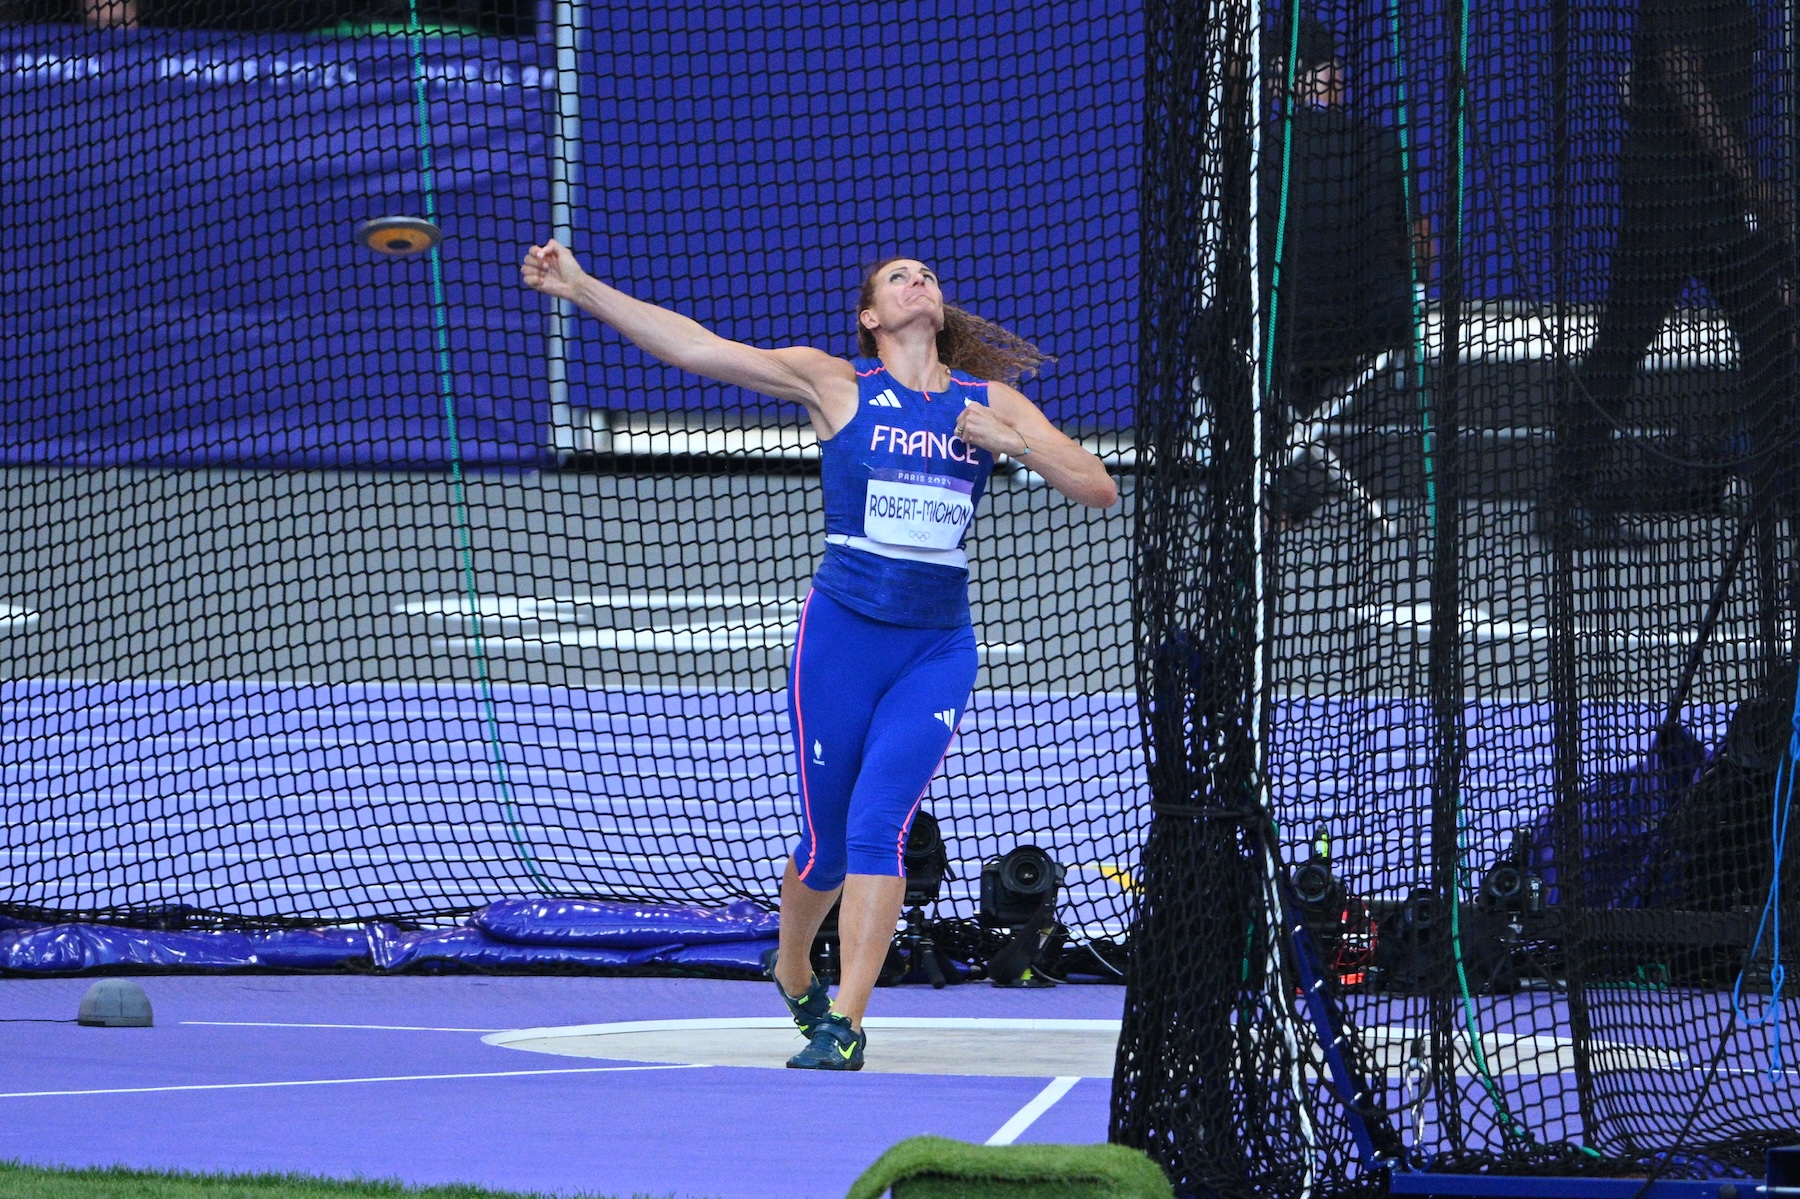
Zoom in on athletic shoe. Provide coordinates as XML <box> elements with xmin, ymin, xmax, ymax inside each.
<box><xmin>786</xmin><ymin>1013</ymin><xmax>866</xmax><ymax>1071</ymax></box>
<box><xmin>776</xmin><ymin>974</ymin><xmax>835</xmax><ymax>1036</ymax></box>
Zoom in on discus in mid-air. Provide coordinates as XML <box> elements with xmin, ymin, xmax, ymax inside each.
<box><xmin>354</xmin><ymin>215</ymin><xmax>442</xmax><ymax>257</ymax></box>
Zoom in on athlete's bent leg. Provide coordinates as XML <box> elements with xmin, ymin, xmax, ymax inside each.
<box><xmin>774</xmin><ymin>857</ymin><xmax>842</xmax><ymax>998</ymax></box>
<box><xmin>831</xmin><ymin>626</ymin><xmax>978</xmax><ymax>1030</ymax></box>
<box><xmin>777</xmin><ymin>591</ymin><xmax>879</xmax><ymax>998</ymax></box>
<box><xmin>833</xmin><ymin>873</ymin><xmax>907</xmax><ymax>1029</ymax></box>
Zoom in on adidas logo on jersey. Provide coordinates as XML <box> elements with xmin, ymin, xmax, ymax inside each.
<box><xmin>934</xmin><ymin>709</ymin><xmax>957</xmax><ymax>730</ymax></box>
<box><xmin>869</xmin><ymin>389</ymin><xmax>903</xmax><ymax>409</ymax></box>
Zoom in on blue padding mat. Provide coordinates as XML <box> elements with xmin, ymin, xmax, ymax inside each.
<box><xmin>0</xmin><ymin>904</ymin><xmax>778</xmax><ymax>974</ymax></box>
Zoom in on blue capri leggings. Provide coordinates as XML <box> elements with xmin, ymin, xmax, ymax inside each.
<box><xmin>787</xmin><ymin>588</ymin><xmax>978</xmax><ymax>891</ymax></box>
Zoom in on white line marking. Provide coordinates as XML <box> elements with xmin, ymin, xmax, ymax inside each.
<box><xmin>986</xmin><ymin>1076</ymin><xmax>1081</xmax><ymax>1145</ymax></box>
<box><xmin>181</xmin><ymin>1021</ymin><xmax>506</xmax><ymax>1033</ymax></box>
<box><xmin>484</xmin><ymin>1017</ymin><xmax>1123</xmax><ymax>1046</ymax></box>
<box><xmin>0</xmin><ymin>1063</ymin><xmax>706</xmax><ymax>1100</ymax></box>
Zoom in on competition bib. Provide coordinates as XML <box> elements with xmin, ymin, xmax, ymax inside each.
<box><xmin>863</xmin><ymin>468</ymin><xmax>975</xmax><ymax>550</ymax></box>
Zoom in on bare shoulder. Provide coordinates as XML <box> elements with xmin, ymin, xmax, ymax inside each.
<box><xmin>767</xmin><ymin>345</ymin><xmax>855</xmax><ymax>382</ymax></box>
<box><xmin>772</xmin><ymin>345</ymin><xmax>856</xmax><ymax>395</ymax></box>
<box><xmin>763</xmin><ymin>346</ymin><xmax>857</xmax><ymax>434</ymax></box>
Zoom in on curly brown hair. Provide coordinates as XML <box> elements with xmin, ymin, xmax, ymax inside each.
<box><xmin>854</xmin><ymin>258</ymin><xmax>1054</xmax><ymax>386</ymax></box>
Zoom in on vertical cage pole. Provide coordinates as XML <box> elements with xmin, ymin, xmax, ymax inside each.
<box><xmin>547</xmin><ymin>0</ymin><xmax>583</xmax><ymax>414</ymax></box>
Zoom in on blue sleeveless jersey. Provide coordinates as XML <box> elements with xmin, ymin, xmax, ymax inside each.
<box><xmin>810</xmin><ymin>357</ymin><xmax>995</xmax><ymax>629</ymax></box>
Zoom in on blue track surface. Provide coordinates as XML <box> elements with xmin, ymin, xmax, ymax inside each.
<box><xmin>0</xmin><ymin>973</ymin><xmax>1124</xmax><ymax>1199</ymax></box>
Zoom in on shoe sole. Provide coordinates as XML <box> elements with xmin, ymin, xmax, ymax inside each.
<box><xmin>785</xmin><ymin>1059</ymin><xmax>864</xmax><ymax>1071</ymax></box>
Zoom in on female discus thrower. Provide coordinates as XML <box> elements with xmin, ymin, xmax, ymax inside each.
<box><xmin>521</xmin><ymin>243</ymin><xmax>1118</xmax><ymax>1069</ymax></box>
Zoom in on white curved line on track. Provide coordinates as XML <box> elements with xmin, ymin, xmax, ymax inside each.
<box><xmin>182</xmin><ymin>1020</ymin><xmax>506</xmax><ymax>1032</ymax></box>
<box><xmin>483</xmin><ymin>1016</ymin><xmax>1123</xmax><ymax>1044</ymax></box>
<box><xmin>0</xmin><ymin>1063</ymin><xmax>704</xmax><ymax>1100</ymax></box>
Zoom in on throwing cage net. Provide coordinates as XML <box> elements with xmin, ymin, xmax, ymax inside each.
<box><xmin>1116</xmin><ymin>0</ymin><xmax>1797</xmax><ymax>1190</ymax></box>
<box><xmin>0</xmin><ymin>3</ymin><xmax>1141</xmax><ymax>955</ymax></box>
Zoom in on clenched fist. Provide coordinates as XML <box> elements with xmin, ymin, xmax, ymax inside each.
<box><xmin>520</xmin><ymin>238</ymin><xmax>589</xmax><ymax>302</ymax></box>
<box><xmin>954</xmin><ymin>398</ymin><xmax>1030</xmax><ymax>458</ymax></box>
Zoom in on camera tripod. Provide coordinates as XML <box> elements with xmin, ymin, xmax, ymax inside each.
<box><xmin>892</xmin><ymin>902</ymin><xmax>960</xmax><ymax>988</ymax></box>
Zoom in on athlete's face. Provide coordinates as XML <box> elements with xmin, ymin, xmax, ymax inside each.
<box><xmin>859</xmin><ymin>260</ymin><xmax>945</xmax><ymax>338</ymax></box>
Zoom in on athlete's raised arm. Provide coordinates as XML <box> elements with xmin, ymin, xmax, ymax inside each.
<box><xmin>955</xmin><ymin>382</ymin><xmax>1119</xmax><ymax>508</ymax></box>
<box><xmin>521</xmin><ymin>239</ymin><xmax>857</xmax><ymax>433</ymax></box>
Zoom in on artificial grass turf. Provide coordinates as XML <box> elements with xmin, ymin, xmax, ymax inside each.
<box><xmin>845</xmin><ymin>1136</ymin><xmax>1173</xmax><ymax>1199</ymax></box>
<box><xmin>0</xmin><ymin>1162</ymin><xmax>699</xmax><ymax>1199</ymax></box>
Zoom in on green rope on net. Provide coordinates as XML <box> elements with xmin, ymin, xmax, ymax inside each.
<box><xmin>404</xmin><ymin>2</ymin><xmax>550</xmax><ymax>893</ymax></box>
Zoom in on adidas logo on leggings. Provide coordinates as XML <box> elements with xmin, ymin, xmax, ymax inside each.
<box><xmin>934</xmin><ymin>709</ymin><xmax>956</xmax><ymax>730</ymax></box>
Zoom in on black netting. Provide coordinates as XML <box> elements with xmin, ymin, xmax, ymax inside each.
<box><xmin>0</xmin><ymin>6</ymin><xmax>1143</xmax><ymax>959</ymax></box>
<box><xmin>1119</xmin><ymin>0</ymin><xmax>1798</xmax><ymax>1190</ymax></box>
<box><xmin>7</xmin><ymin>0</ymin><xmax>1800</xmax><ymax>1185</ymax></box>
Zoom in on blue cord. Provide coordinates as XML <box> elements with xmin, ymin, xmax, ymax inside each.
<box><xmin>1733</xmin><ymin>680</ymin><xmax>1797</xmax><ymax>1078</ymax></box>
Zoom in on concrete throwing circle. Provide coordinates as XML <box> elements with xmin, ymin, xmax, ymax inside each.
<box><xmin>484</xmin><ymin>1017</ymin><xmax>1123</xmax><ymax>1077</ymax></box>
<box><xmin>485</xmin><ymin>1018</ymin><xmax>1689</xmax><ymax>1079</ymax></box>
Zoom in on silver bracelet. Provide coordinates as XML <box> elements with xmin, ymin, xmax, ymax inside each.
<box><xmin>1015</xmin><ymin>436</ymin><xmax>1031</xmax><ymax>457</ymax></box>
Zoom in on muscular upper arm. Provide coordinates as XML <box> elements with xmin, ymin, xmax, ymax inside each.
<box><xmin>678</xmin><ymin>339</ymin><xmax>858</xmax><ymax>431</ymax></box>
<box><xmin>681</xmin><ymin>339</ymin><xmax>846</xmax><ymax>405</ymax></box>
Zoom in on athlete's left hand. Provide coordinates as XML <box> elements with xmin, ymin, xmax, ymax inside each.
<box><xmin>954</xmin><ymin>399</ymin><xmax>1030</xmax><ymax>459</ymax></box>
